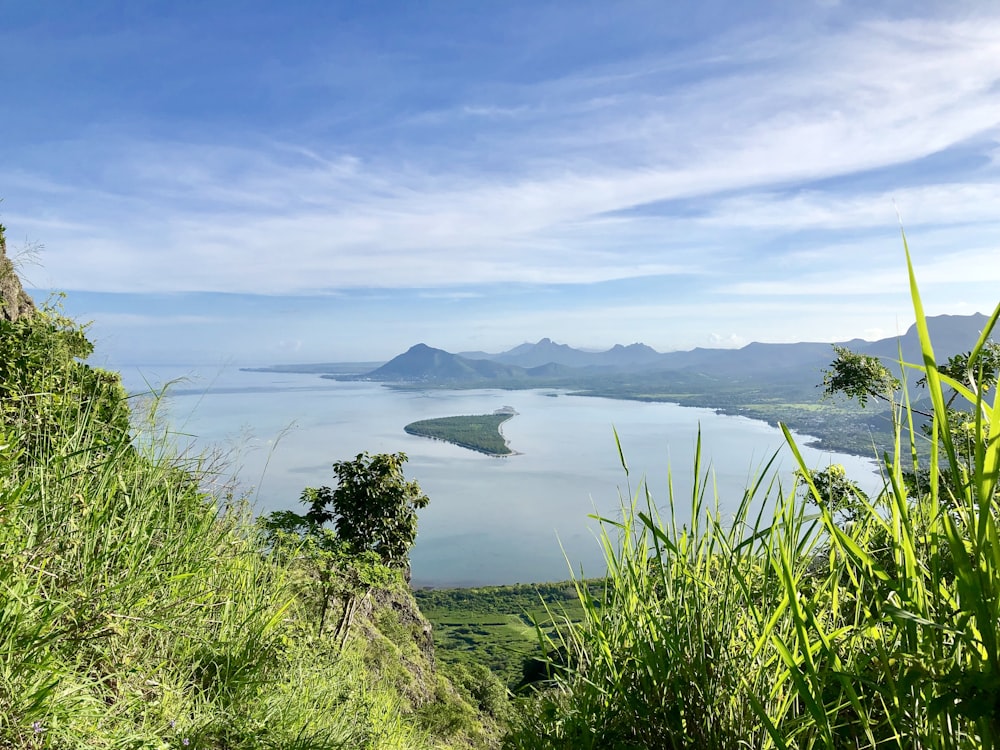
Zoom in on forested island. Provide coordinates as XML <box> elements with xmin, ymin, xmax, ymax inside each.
<box><xmin>404</xmin><ymin>408</ymin><xmax>518</xmax><ymax>456</ymax></box>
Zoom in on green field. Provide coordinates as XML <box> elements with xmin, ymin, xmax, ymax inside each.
<box><xmin>404</xmin><ymin>411</ymin><xmax>517</xmax><ymax>456</ymax></box>
<box><xmin>415</xmin><ymin>581</ymin><xmax>598</xmax><ymax>687</ymax></box>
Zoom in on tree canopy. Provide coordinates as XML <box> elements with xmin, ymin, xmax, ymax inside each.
<box><xmin>821</xmin><ymin>345</ymin><xmax>900</xmax><ymax>408</ymax></box>
<box><xmin>301</xmin><ymin>451</ymin><xmax>430</xmax><ymax>568</ymax></box>
<box><xmin>796</xmin><ymin>463</ymin><xmax>869</xmax><ymax>523</ymax></box>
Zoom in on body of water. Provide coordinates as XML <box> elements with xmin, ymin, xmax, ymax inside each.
<box><xmin>121</xmin><ymin>364</ymin><xmax>882</xmax><ymax>587</ymax></box>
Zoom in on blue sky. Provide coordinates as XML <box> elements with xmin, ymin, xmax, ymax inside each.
<box><xmin>2</xmin><ymin>0</ymin><xmax>998</xmax><ymax>365</ymax></box>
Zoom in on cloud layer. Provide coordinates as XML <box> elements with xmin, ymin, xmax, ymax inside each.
<box><xmin>2</xmin><ymin>3</ymin><xmax>998</xmax><ymax>360</ymax></box>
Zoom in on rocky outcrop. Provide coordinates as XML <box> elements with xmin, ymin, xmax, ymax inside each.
<box><xmin>349</xmin><ymin>582</ymin><xmax>439</xmax><ymax>708</ymax></box>
<box><xmin>0</xmin><ymin>225</ymin><xmax>36</xmax><ymax>322</ymax></box>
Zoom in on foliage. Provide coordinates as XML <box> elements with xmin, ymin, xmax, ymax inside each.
<box><xmin>447</xmin><ymin>662</ymin><xmax>515</xmax><ymax>726</ymax></box>
<box><xmin>921</xmin><ymin>340</ymin><xmax>1000</xmax><ymax>397</ymax></box>
<box><xmin>505</xmin><ymin>235</ymin><xmax>1000</xmax><ymax>749</ymax></box>
<box><xmin>824</xmin><ymin>314</ymin><xmax>1000</xmax><ymax>504</ymax></box>
<box><xmin>505</xmin><ymin>433</ymin><xmax>785</xmax><ymax>749</ymax></box>
<box><xmin>300</xmin><ymin>451</ymin><xmax>430</xmax><ymax>568</ymax></box>
<box><xmin>796</xmin><ymin>463</ymin><xmax>869</xmax><ymax>523</ymax></box>
<box><xmin>0</xmin><ymin>296</ymin><xmax>492</xmax><ymax>748</ymax></box>
<box><xmin>822</xmin><ymin>344</ymin><xmax>901</xmax><ymax>407</ymax></box>
<box><xmin>260</xmin><ymin>506</ymin><xmax>395</xmax><ymax>637</ymax></box>
<box><xmin>0</xmin><ymin>301</ymin><xmax>130</xmax><ymax>457</ymax></box>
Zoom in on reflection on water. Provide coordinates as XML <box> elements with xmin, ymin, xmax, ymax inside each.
<box><xmin>122</xmin><ymin>364</ymin><xmax>882</xmax><ymax>587</ymax></box>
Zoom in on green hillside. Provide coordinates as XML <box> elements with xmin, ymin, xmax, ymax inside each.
<box><xmin>0</xmin><ymin>225</ymin><xmax>505</xmax><ymax>748</ymax></box>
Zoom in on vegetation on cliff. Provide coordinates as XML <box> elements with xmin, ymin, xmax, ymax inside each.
<box><xmin>0</xmin><ymin>224</ymin><xmax>503</xmax><ymax>749</ymax></box>
<box><xmin>0</xmin><ymin>223</ymin><xmax>36</xmax><ymax>322</ymax></box>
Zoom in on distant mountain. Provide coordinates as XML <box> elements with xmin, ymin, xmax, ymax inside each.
<box><xmin>367</xmin><ymin>314</ymin><xmax>995</xmax><ymax>386</ymax></box>
<box><xmin>651</xmin><ymin>316</ymin><xmax>992</xmax><ymax>382</ymax></box>
<box><xmin>656</xmin><ymin>341</ymin><xmax>866</xmax><ymax>379</ymax></box>
<box><xmin>365</xmin><ymin>343</ymin><xmax>525</xmax><ymax>382</ymax></box>
<box><xmin>524</xmin><ymin>362</ymin><xmax>580</xmax><ymax>377</ymax></box>
<box><xmin>461</xmin><ymin>335</ymin><xmax>859</xmax><ymax>377</ymax></box>
<box><xmin>462</xmin><ymin>338</ymin><xmax>663</xmax><ymax>369</ymax></box>
<box><xmin>858</xmin><ymin>314</ymin><xmax>991</xmax><ymax>364</ymax></box>
<box><xmin>605</xmin><ymin>342</ymin><xmax>664</xmax><ymax>366</ymax></box>
<box><xmin>250</xmin><ymin>313</ymin><xmax>994</xmax><ymax>388</ymax></box>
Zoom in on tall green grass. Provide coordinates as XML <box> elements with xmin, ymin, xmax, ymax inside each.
<box><xmin>506</xmin><ymin>236</ymin><xmax>1000</xmax><ymax>749</ymax></box>
<box><xmin>0</xmin><ymin>308</ymin><xmax>494</xmax><ymax>748</ymax></box>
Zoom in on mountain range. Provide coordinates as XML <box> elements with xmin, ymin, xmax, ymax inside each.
<box><xmin>358</xmin><ymin>313</ymin><xmax>993</xmax><ymax>384</ymax></box>
<box><xmin>244</xmin><ymin>312</ymin><xmax>996</xmax><ymax>457</ymax></box>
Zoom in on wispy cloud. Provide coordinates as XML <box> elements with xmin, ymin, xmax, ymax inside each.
<box><xmin>2</xmin><ymin>4</ymin><xmax>998</xmax><ymax>358</ymax></box>
<box><xmin>14</xmin><ymin>19</ymin><xmax>993</xmax><ymax>287</ymax></box>
<box><xmin>80</xmin><ymin>312</ymin><xmax>224</xmax><ymax>327</ymax></box>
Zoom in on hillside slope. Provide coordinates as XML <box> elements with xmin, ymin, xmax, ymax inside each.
<box><xmin>0</xmin><ymin>225</ymin><xmax>503</xmax><ymax>749</ymax></box>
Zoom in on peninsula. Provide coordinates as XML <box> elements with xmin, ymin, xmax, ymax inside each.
<box><xmin>404</xmin><ymin>407</ymin><xmax>518</xmax><ymax>456</ymax></box>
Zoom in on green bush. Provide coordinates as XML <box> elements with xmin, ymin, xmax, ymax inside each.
<box><xmin>0</xmin><ymin>303</ymin><xmax>130</xmax><ymax>458</ymax></box>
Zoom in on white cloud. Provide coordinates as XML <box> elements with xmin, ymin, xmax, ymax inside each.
<box><xmin>707</xmin><ymin>333</ymin><xmax>748</xmax><ymax>348</ymax></box>
<box><xmin>5</xmin><ymin>12</ymin><xmax>1000</xmax><ymax>312</ymax></box>
<box><xmin>687</xmin><ymin>183</ymin><xmax>1000</xmax><ymax>233</ymax></box>
<box><xmin>460</xmin><ymin>105</ymin><xmax>529</xmax><ymax>119</ymax></box>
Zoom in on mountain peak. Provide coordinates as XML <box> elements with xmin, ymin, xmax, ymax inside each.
<box><xmin>365</xmin><ymin>343</ymin><xmax>521</xmax><ymax>382</ymax></box>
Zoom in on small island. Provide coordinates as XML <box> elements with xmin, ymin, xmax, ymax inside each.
<box><xmin>404</xmin><ymin>407</ymin><xmax>518</xmax><ymax>456</ymax></box>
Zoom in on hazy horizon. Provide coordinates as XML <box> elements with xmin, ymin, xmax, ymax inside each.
<box><xmin>103</xmin><ymin>309</ymin><xmax>993</xmax><ymax>370</ymax></box>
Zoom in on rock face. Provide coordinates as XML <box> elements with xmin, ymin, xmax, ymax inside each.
<box><xmin>0</xmin><ymin>225</ymin><xmax>36</xmax><ymax>322</ymax></box>
<box><xmin>352</xmin><ymin>583</ymin><xmax>439</xmax><ymax>707</ymax></box>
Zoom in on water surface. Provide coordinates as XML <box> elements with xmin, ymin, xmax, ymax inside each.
<box><xmin>122</xmin><ymin>365</ymin><xmax>881</xmax><ymax>587</ymax></box>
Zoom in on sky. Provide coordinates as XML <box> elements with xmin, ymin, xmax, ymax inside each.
<box><xmin>1</xmin><ymin>0</ymin><xmax>999</xmax><ymax>366</ymax></box>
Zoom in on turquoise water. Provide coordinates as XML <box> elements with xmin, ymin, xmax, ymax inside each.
<box><xmin>122</xmin><ymin>365</ymin><xmax>882</xmax><ymax>587</ymax></box>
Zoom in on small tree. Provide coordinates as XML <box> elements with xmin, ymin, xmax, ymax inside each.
<box><xmin>258</xmin><ymin>453</ymin><xmax>427</xmax><ymax>639</ymax></box>
<box><xmin>303</xmin><ymin>451</ymin><xmax>429</xmax><ymax>568</ymax></box>
<box><xmin>796</xmin><ymin>463</ymin><xmax>869</xmax><ymax>523</ymax></box>
<box><xmin>821</xmin><ymin>345</ymin><xmax>901</xmax><ymax>408</ymax></box>
<box><xmin>822</xmin><ymin>340</ymin><xmax>1000</xmax><ymax>504</ymax></box>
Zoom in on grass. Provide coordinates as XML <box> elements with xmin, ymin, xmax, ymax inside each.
<box><xmin>504</xmin><ymin>234</ymin><xmax>1000</xmax><ymax>749</ymax></box>
<box><xmin>0</xmin><ymin>301</ymin><xmax>499</xmax><ymax>748</ymax></box>
<box><xmin>415</xmin><ymin>583</ymin><xmax>594</xmax><ymax>687</ymax></box>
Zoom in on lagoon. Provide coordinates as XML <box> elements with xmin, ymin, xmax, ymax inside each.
<box><xmin>122</xmin><ymin>364</ymin><xmax>882</xmax><ymax>587</ymax></box>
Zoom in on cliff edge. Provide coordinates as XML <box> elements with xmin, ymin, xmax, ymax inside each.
<box><xmin>0</xmin><ymin>224</ymin><xmax>36</xmax><ymax>321</ymax></box>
